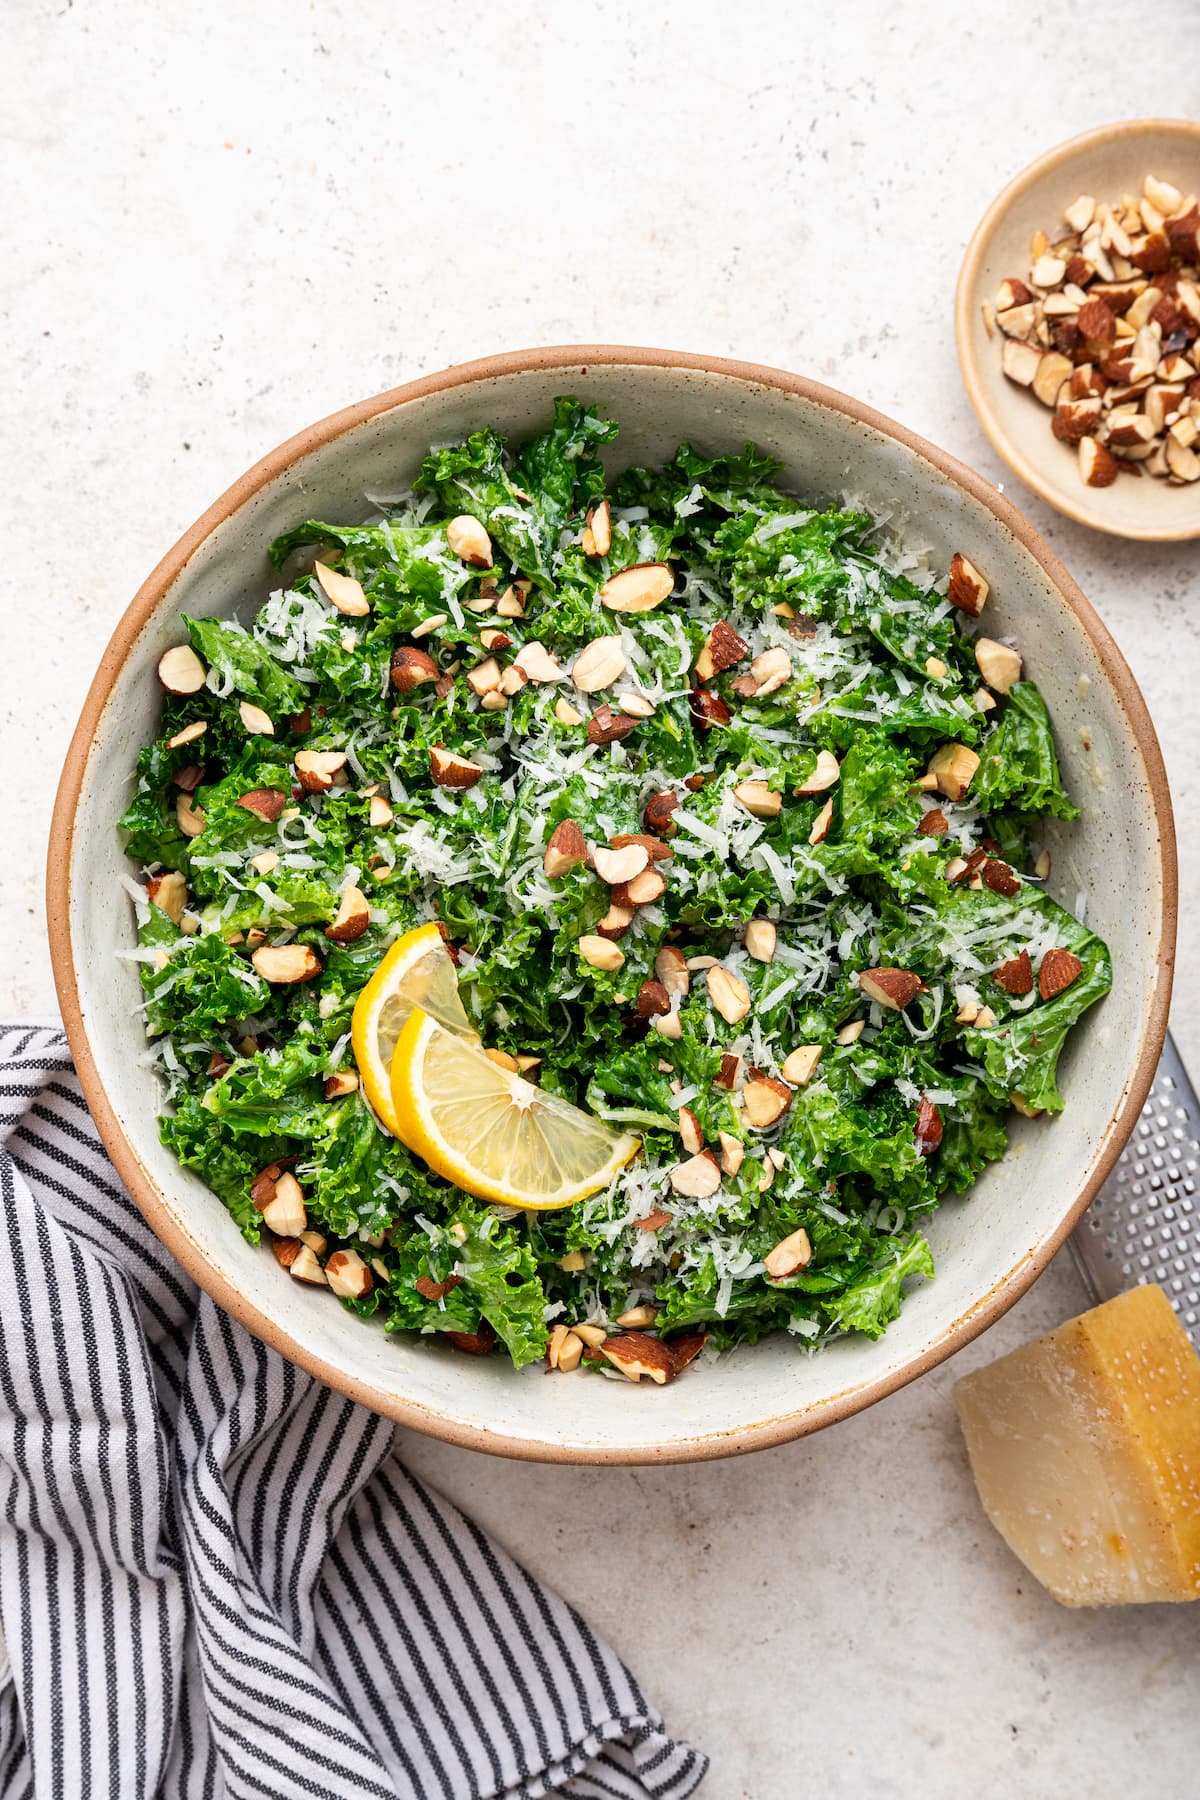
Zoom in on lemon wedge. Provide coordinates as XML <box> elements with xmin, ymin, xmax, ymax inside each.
<box><xmin>351</xmin><ymin>924</ymin><xmax>477</xmax><ymax>1134</ymax></box>
<box><xmin>389</xmin><ymin>1008</ymin><xmax>641</xmax><ymax>1210</ymax></box>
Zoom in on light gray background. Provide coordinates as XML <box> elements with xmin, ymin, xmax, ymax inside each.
<box><xmin>4</xmin><ymin>3</ymin><xmax>1199</xmax><ymax>1795</ymax></box>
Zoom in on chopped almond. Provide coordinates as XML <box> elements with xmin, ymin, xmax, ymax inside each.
<box><xmin>147</xmin><ymin>870</ymin><xmax>187</xmax><ymax>924</ymax></box>
<box><xmin>1002</xmin><ymin>339</ymin><xmax>1043</xmax><ymax>387</ymax></box>
<box><xmin>678</xmin><ymin>1106</ymin><xmax>704</xmax><ymax>1155</ymax></box>
<box><xmin>579</xmin><ymin>935</ymin><xmax>624</xmax><ymax>972</ymax></box>
<box><xmin>994</xmin><ymin>949</ymin><xmax>1034</xmax><ymax>996</ymax></box>
<box><xmin>1079</xmin><ymin>437</ymin><xmax>1119</xmax><ymax>487</ymax></box>
<box><xmin>609</xmin><ymin>832</ymin><xmax>672</xmax><ymax>864</ymax></box>
<box><xmin>974</xmin><ymin>638</ymin><xmax>1023</xmax><ymax>692</ymax></box>
<box><xmin>612</xmin><ymin>866</ymin><xmax>668</xmax><ymax>907</ymax></box>
<box><xmin>294</xmin><ymin>750</ymin><xmax>348</xmax><ymax>794</ymax></box>
<box><xmin>1032</xmin><ymin>351</ymin><xmax>1073</xmax><ymax>407</ymax></box>
<box><xmin>982</xmin><ymin>858</ymin><xmax>1021</xmax><ymax>898</ymax></box>
<box><xmin>325</xmin><ymin>886</ymin><xmax>371</xmax><ymax>943</ymax></box>
<box><xmin>744</xmin><ymin>918</ymin><xmax>777</xmax><ymax>963</ymax></box>
<box><xmin>586</xmin><ymin>704</ymin><xmax>640</xmax><ymax>746</ymax></box>
<box><xmin>654</xmin><ymin>945</ymin><xmax>690</xmax><ymax>996</ymax></box>
<box><xmin>808</xmin><ymin>798</ymin><xmax>834</xmax><ymax>846</ymax></box>
<box><xmin>718</xmin><ymin>1131</ymin><xmax>745</xmax><ymax>1176</ymax></box>
<box><xmin>596</xmin><ymin>904</ymin><xmax>635</xmax><ymax>941</ymax></box>
<box><xmin>513</xmin><ymin>641</ymin><xmax>563</xmax><ymax>684</ymax></box>
<box><xmin>733</xmin><ymin>779</ymin><xmax>782</xmax><ymax>818</ymax></box>
<box><xmin>446</xmin><ymin>514</ymin><xmax>493</xmax><ymax>566</ymax></box>
<box><xmin>927</xmin><ymin>742</ymin><xmax>980</xmax><ymax>801</ymax></box>
<box><xmin>601</xmin><ymin>1333</ymin><xmax>677</xmax><ymax>1384</ymax></box>
<box><xmin>571</xmin><ymin>634</ymin><xmax>626</xmax><ymax>692</ymax></box>
<box><xmin>391</xmin><ymin>646</ymin><xmax>439</xmax><ymax>692</ymax></box>
<box><xmin>314</xmin><ymin>561</ymin><xmax>370</xmax><ymax>616</ymax></box>
<box><xmin>261</xmin><ymin>1171</ymin><xmax>307</xmax><ymax>1236</ymax></box>
<box><xmin>166</xmin><ymin>720</ymin><xmax>206</xmax><ymax>751</ymax></box>
<box><xmin>429</xmin><ymin>746</ymin><xmax>484</xmax><ymax>789</ymax></box>
<box><xmin>174</xmin><ymin>792</ymin><xmax>205</xmax><ymax>831</ymax></box>
<box><xmin>795</xmin><ymin>750</ymin><xmax>840</xmax><ymax>795</ymax></box>
<box><xmin>288</xmin><ymin>1244</ymin><xmax>327</xmax><ymax>1285</ymax></box>
<box><xmin>616</xmin><ymin>1304</ymin><xmax>658</xmax><ymax>1330</ymax></box>
<box><xmin>251</xmin><ymin>944</ymin><xmax>323</xmax><ymax>984</ymax></box>
<box><xmin>742</xmin><ymin>1072</ymin><xmax>792</xmax><ymax>1128</ymax></box>
<box><xmin>636</xmin><ymin>978</ymin><xmax>671</xmax><ymax>1019</ymax></box>
<box><xmin>764</xmin><ymin>1228</ymin><xmax>812</xmax><ymax>1280</ymax></box>
<box><xmin>599</xmin><ymin>562</ymin><xmax>675</xmax><ymax>613</ymax></box>
<box><xmin>706</xmin><ymin>965</ymin><xmax>751</xmax><ymax>1025</ymax></box>
<box><xmin>582</xmin><ymin>499</ymin><xmax>612</xmax><ymax>558</ymax></box>
<box><xmin>543</xmin><ymin>819</ymin><xmax>588</xmax><ymax>878</ymax></box>
<box><xmin>593</xmin><ymin>843</ymin><xmax>649</xmax><ymax>885</ymax></box>
<box><xmin>748</xmin><ymin>646</ymin><xmax>792</xmax><ymax>696</ymax></box>
<box><xmin>996</xmin><ymin>276</ymin><xmax>1034</xmax><ymax>310</ymax></box>
<box><xmin>859</xmin><ymin>967</ymin><xmax>922</xmax><ymax>1010</ymax></box>
<box><xmin>690</xmin><ymin>688</ymin><xmax>732</xmax><ymax>729</ymax></box>
<box><xmin>914</xmin><ymin>1096</ymin><xmax>943</xmax><ymax>1155</ymax></box>
<box><xmin>236</xmin><ymin>787</ymin><xmax>285</xmax><ymax>821</ymax></box>
<box><xmin>644</xmin><ymin>791</ymin><xmax>680</xmax><ymax>837</ymax></box>
<box><xmin>669</xmin><ymin>1150</ymin><xmax>722</xmax><ymax>1198</ymax></box>
<box><xmin>781</xmin><ymin>1045</ymin><xmax>822</xmax><ymax>1087</ymax></box>
<box><xmin>694</xmin><ymin>619</ymin><xmax>749</xmax><ymax>681</ymax></box>
<box><xmin>1038</xmin><ymin>947</ymin><xmax>1084</xmax><ymax>999</ymax></box>
<box><xmin>157</xmin><ymin>644</ymin><xmax>207</xmax><ymax>694</ymax></box>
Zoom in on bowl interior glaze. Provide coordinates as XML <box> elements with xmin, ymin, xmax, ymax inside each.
<box><xmin>49</xmin><ymin>348</ymin><xmax>1175</xmax><ymax>1462</ymax></box>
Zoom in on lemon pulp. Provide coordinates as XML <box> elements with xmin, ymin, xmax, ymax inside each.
<box><xmin>351</xmin><ymin>924</ymin><xmax>477</xmax><ymax>1134</ymax></box>
<box><xmin>389</xmin><ymin>1008</ymin><xmax>640</xmax><ymax>1210</ymax></box>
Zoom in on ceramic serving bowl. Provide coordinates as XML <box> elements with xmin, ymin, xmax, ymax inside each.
<box><xmin>47</xmin><ymin>346</ymin><xmax>1177</xmax><ymax>1463</ymax></box>
<box><xmin>956</xmin><ymin>118</ymin><xmax>1200</xmax><ymax>540</ymax></box>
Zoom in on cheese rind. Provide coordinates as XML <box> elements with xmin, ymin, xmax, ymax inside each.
<box><xmin>955</xmin><ymin>1284</ymin><xmax>1200</xmax><ymax>1607</ymax></box>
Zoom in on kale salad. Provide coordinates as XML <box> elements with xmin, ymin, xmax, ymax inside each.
<box><xmin>121</xmin><ymin>399</ymin><xmax>1111</xmax><ymax>1382</ymax></box>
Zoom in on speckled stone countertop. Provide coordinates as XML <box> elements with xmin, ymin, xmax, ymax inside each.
<box><xmin>5</xmin><ymin>3</ymin><xmax>1199</xmax><ymax>1793</ymax></box>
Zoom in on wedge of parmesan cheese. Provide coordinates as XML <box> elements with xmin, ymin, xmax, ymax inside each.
<box><xmin>955</xmin><ymin>1285</ymin><xmax>1200</xmax><ymax>1607</ymax></box>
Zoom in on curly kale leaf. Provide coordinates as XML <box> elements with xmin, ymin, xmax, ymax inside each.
<box><xmin>418</xmin><ymin>399</ymin><xmax>618</xmax><ymax>590</ymax></box>
<box><xmin>835</xmin><ymin>730</ymin><xmax>922</xmax><ymax>858</ymax></box>
<box><xmin>384</xmin><ymin>1210</ymin><xmax>547</xmax><ymax>1368</ymax></box>
<box><xmin>138</xmin><ymin>910</ymin><xmax>268</xmax><ymax>1038</ymax></box>
<box><xmin>201</xmin><ymin>1033</ymin><xmax>330</xmax><ymax>1138</ymax></box>
<box><xmin>120</xmin><ymin>769</ymin><xmax>190</xmax><ymax>868</ymax></box>
<box><xmin>936</xmin><ymin>1089</ymin><xmax>1011</xmax><ymax>1193</ymax></box>
<box><xmin>185</xmin><ymin>616</ymin><xmax>305</xmax><ymax>717</ymax></box>
<box><xmin>159</xmin><ymin>1095</ymin><xmax>267</xmax><ymax>1239</ymax></box>
<box><xmin>514</xmin><ymin>395</ymin><xmax>617</xmax><ymax>517</ymax></box>
<box><xmin>973</xmin><ymin>681</ymin><xmax>1079</xmax><ymax>820</ymax></box>
<box><xmin>783</xmin><ymin>1069</ymin><xmax>935</xmax><ymax>1208</ymax></box>
<box><xmin>821</xmin><ymin>1233</ymin><xmax>934</xmax><ymax>1338</ymax></box>
<box><xmin>714</xmin><ymin>507</ymin><xmax>871</xmax><ymax>613</ymax></box>
<box><xmin>955</xmin><ymin>891</ymin><xmax>1113</xmax><ymax>1114</ymax></box>
<box><xmin>300</xmin><ymin>1097</ymin><xmax>422</xmax><ymax>1240</ymax></box>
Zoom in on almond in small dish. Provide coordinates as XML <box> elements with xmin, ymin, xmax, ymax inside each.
<box><xmin>987</xmin><ymin>174</ymin><xmax>1200</xmax><ymax>488</ymax></box>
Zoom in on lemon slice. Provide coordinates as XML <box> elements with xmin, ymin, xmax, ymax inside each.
<box><xmin>390</xmin><ymin>1009</ymin><xmax>641</xmax><ymax>1210</ymax></box>
<box><xmin>351</xmin><ymin>924</ymin><xmax>477</xmax><ymax>1134</ymax></box>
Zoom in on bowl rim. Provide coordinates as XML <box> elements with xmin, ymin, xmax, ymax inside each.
<box><xmin>954</xmin><ymin>116</ymin><xmax>1200</xmax><ymax>542</ymax></box>
<box><xmin>46</xmin><ymin>343</ymin><xmax>1178</xmax><ymax>1463</ymax></box>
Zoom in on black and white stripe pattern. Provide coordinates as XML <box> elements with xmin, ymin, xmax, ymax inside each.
<box><xmin>0</xmin><ymin>1026</ymin><xmax>707</xmax><ymax>1800</ymax></box>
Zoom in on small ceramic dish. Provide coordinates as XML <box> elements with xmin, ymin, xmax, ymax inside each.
<box><xmin>956</xmin><ymin>118</ymin><xmax>1200</xmax><ymax>541</ymax></box>
<box><xmin>47</xmin><ymin>347</ymin><xmax>1176</xmax><ymax>1463</ymax></box>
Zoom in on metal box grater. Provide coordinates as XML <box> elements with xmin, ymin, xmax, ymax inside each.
<box><xmin>1069</xmin><ymin>1032</ymin><xmax>1200</xmax><ymax>1349</ymax></box>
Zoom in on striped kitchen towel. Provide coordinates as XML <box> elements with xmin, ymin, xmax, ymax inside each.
<box><xmin>0</xmin><ymin>1025</ymin><xmax>707</xmax><ymax>1800</ymax></box>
